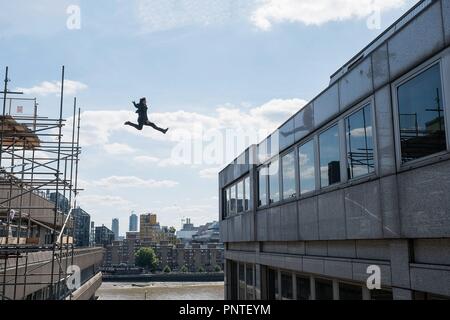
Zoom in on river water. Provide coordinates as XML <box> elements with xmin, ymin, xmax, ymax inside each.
<box><xmin>97</xmin><ymin>282</ymin><xmax>225</xmax><ymax>300</ymax></box>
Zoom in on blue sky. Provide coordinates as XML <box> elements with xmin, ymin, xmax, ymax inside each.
<box><xmin>0</xmin><ymin>0</ymin><xmax>417</xmax><ymax>235</ymax></box>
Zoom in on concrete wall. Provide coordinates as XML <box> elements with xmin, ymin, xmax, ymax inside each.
<box><xmin>0</xmin><ymin>247</ymin><xmax>104</xmax><ymax>300</ymax></box>
<box><xmin>0</xmin><ymin>179</ymin><xmax>68</xmax><ymax>228</ymax></box>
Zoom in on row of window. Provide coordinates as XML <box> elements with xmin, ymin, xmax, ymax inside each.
<box><xmin>269</xmin><ymin>269</ymin><xmax>393</xmax><ymax>300</ymax></box>
<box><xmin>233</xmin><ymin>263</ymin><xmax>393</xmax><ymax>300</ymax></box>
<box><xmin>258</xmin><ymin>102</ymin><xmax>375</xmax><ymax>207</ymax></box>
<box><xmin>255</xmin><ymin>61</ymin><xmax>447</xmax><ymax>208</ymax></box>
<box><xmin>221</xmin><ymin>61</ymin><xmax>447</xmax><ymax>215</ymax></box>
<box><xmin>223</xmin><ymin>176</ymin><xmax>251</xmax><ymax>217</ymax></box>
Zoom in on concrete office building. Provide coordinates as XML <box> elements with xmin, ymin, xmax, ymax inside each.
<box><xmin>219</xmin><ymin>0</ymin><xmax>450</xmax><ymax>300</ymax></box>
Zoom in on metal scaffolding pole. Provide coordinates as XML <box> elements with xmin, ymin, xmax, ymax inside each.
<box><xmin>0</xmin><ymin>66</ymin><xmax>83</xmax><ymax>301</ymax></box>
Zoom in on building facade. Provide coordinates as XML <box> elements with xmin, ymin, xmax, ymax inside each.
<box><xmin>73</xmin><ymin>207</ymin><xmax>91</xmax><ymax>248</ymax></box>
<box><xmin>140</xmin><ymin>213</ymin><xmax>159</xmax><ymax>241</ymax></box>
<box><xmin>219</xmin><ymin>0</ymin><xmax>450</xmax><ymax>300</ymax></box>
<box><xmin>104</xmin><ymin>239</ymin><xmax>224</xmax><ymax>272</ymax></box>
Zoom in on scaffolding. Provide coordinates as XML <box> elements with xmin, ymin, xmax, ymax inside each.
<box><xmin>0</xmin><ymin>66</ymin><xmax>83</xmax><ymax>300</ymax></box>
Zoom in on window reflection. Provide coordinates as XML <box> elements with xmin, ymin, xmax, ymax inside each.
<box><xmin>237</xmin><ymin>181</ymin><xmax>244</xmax><ymax>213</ymax></box>
<box><xmin>230</xmin><ymin>185</ymin><xmax>237</xmax><ymax>214</ymax></box>
<box><xmin>244</xmin><ymin>177</ymin><xmax>251</xmax><ymax>211</ymax></box>
<box><xmin>246</xmin><ymin>265</ymin><xmax>254</xmax><ymax>300</ymax></box>
<box><xmin>296</xmin><ymin>276</ymin><xmax>311</xmax><ymax>300</ymax></box>
<box><xmin>319</xmin><ymin>125</ymin><xmax>341</xmax><ymax>188</ymax></box>
<box><xmin>299</xmin><ymin>140</ymin><xmax>316</xmax><ymax>194</ymax></box>
<box><xmin>339</xmin><ymin>283</ymin><xmax>363</xmax><ymax>300</ymax></box>
<box><xmin>269</xmin><ymin>160</ymin><xmax>280</xmax><ymax>204</ymax></box>
<box><xmin>315</xmin><ymin>278</ymin><xmax>334</xmax><ymax>300</ymax></box>
<box><xmin>282</xmin><ymin>151</ymin><xmax>297</xmax><ymax>200</ymax></box>
<box><xmin>258</xmin><ymin>167</ymin><xmax>268</xmax><ymax>207</ymax></box>
<box><xmin>397</xmin><ymin>63</ymin><xmax>447</xmax><ymax>163</ymax></box>
<box><xmin>346</xmin><ymin>104</ymin><xmax>374</xmax><ymax>179</ymax></box>
<box><xmin>281</xmin><ymin>273</ymin><xmax>293</xmax><ymax>300</ymax></box>
<box><xmin>225</xmin><ymin>188</ymin><xmax>231</xmax><ymax>217</ymax></box>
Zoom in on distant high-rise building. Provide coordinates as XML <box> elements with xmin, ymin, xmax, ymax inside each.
<box><xmin>72</xmin><ymin>207</ymin><xmax>91</xmax><ymax>247</ymax></box>
<box><xmin>90</xmin><ymin>221</ymin><xmax>95</xmax><ymax>247</ymax></box>
<box><xmin>140</xmin><ymin>213</ymin><xmax>161</xmax><ymax>242</ymax></box>
<box><xmin>47</xmin><ymin>191</ymin><xmax>70</xmax><ymax>214</ymax></box>
<box><xmin>112</xmin><ymin>218</ymin><xmax>119</xmax><ymax>240</ymax></box>
<box><xmin>95</xmin><ymin>225</ymin><xmax>115</xmax><ymax>247</ymax></box>
<box><xmin>129</xmin><ymin>212</ymin><xmax>138</xmax><ymax>232</ymax></box>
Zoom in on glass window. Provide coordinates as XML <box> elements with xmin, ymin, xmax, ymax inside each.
<box><xmin>370</xmin><ymin>289</ymin><xmax>393</xmax><ymax>300</ymax></box>
<box><xmin>339</xmin><ymin>283</ymin><xmax>362</xmax><ymax>300</ymax></box>
<box><xmin>244</xmin><ymin>177</ymin><xmax>251</xmax><ymax>211</ymax></box>
<box><xmin>314</xmin><ymin>84</ymin><xmax>339</xmax><ymax>126</ymax></box>
<box><xmin>246</xmin><ymin>266</ymin><xmax>254</xmax><ymax>286</ymax></box>
<box><xmin>269</xmin><ymin>160</ymin><xmax>280</xmax><ymax>204</ymax></box>
<box><xmin>267</xmin><ymin>268</ymin><xmax>278</xmax><ymax>300</ymax></box>
<box><xmin>258</xmin><ymin>168</ymin><xmax>268</xmax><ymax>207</ymax></box>
<box><xmin>315</xmin><ymin>278</ymin><xmax>333</xmax><ymax>300</ymax></box>
<box><xmin>346</xmin><ymin>104</ymin><xmax>375</xmax><ymax>179</ymax></box>
<box><xmin>281</xmin><ymin>273</ymin><xmax>293</xmax><ymax>300</ymax></box>
<box><xmin>246</xmin><ymin>265</ymin><xmax>254</xmax><ymax>300</ymax></box>
<box><xmin>319</xmin><ymin>125</ymin><xmax>341</xmax><ymax>188</ymax></box>
<box><xmin>239</xmin><ymin>264</ymin><xmax>246</xmax><ymax>300</ymax></box>
<box><xmin>299</xmin><ymin>140</ymin><xmax>316</xmax><ymax>194</ymax></box>
<box><xmin>397</xmin><ymin>63</ymin><xmax>446</xmax><ymax>163</ymax></box>
<box><xmin>279</xmin><ymin>118</ymin><xmax>295</xmax><ymax>151</ymax></box>
<box><xmin>294</xmin><ymin>104</ymin><xmax>315</xmax><ymax>142</ymax></box>
<box><xmin>282</xmin><ymin>151</ymin><xmax>297</xmax><ymax>200</ymax></box>
<box><xmin>225</xmin><ymin>188</ymin><xmax>231</xmax><ymax>218</ymax></box>
<box><xmin>230</xmin><ymin>185</ymin><xmax>237</xmax><ymax>215</ymax></box>
<box><xmin>237</xmin><ymin>181</ymin><xmax>244</xmax><ymax>213</ymax></box>
<box><xmin>296</xmin><ymin>276</ymin><xmax>311</xmax><ymax>300</ymax></box>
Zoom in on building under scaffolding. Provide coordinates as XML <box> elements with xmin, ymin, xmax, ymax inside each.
<box><xmin>0</xmin><ymin>67</ymin><xmax>103</xmax><ymax>300</ymax></box>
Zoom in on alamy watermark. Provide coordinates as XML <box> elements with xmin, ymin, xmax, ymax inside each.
<box><xmin>67</xmin><ymin>5</ymin><xmax>81</xmax><ymax>30</ymax></box>
<box><xmin>66</xmin><ymin>265</ymin><xmax>81</xmax><ymax>291</ymax></box>
<box><xmin>366</xmin><ymin>265</ymin><xmax>382</xmax><ymax>290</ymax></box>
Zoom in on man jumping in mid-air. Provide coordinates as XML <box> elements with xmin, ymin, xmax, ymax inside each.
<box><xmin>124</xmin><ymin>98</ymin><xmax>169</xmax><ymax>134</ymax></box>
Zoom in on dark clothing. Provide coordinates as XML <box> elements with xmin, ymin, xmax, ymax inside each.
<box><xmin>126</xmin><ymin>101</ymin><xmax>167</xmax><ymax>134</ymax></box>
<box><xmin>134</xmin><ymin>102</ymin><xmax>149</xmax><ymax>122</ymax></box>
<box><xmin>127</xmin><ymin>119</ymin><xmax>165</xmax><ymax>132</ymax></box>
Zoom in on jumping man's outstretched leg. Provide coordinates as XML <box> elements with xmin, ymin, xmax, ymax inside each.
<box><xmin>125</xmin><ymin>121</ymin><xmax>144</xmax><ymax>131</ymax></box>
<box><xmin>145</xmin><ymin>121</ymin><xmax>169</xmax><ymax>134</ymax></box>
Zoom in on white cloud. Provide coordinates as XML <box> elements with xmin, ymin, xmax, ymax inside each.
<box><xmin>104</xmin><ymin>143</ymin><xmax>136</xmax><ymax>155</ymax></box>
<box><xmin>134</xmin><ymin>155</ymin><xmax>160</xmax><ymax>164</ymax></box>
<box><xmin>17</xmin><ymin>80</ymin><xmax>88</xmax><ymax>97</ymax></box>
<box><xmin>69</xmin><ymin>97</ymin><xmax>305</xmax><ymax>149</ymax></box>
<box><xmin>133</xmin><ymin>155</ymin><xmax>189</xmax><ymax>168</ymax></box>
<box><xmin>199</xmin><ymin>167</ymin><xmax>222</xmax><ymax>179</ymax></box>
<box><xmin>251</xmin><ymin>0</ymin><xmax>406</xmax><ymax>30</ymax></box>
<box><xmin>135</xmin><ymin>0</ymin><xmax>255</xmax><ymax>33</ymax></box>
<box><xmin>78</xmin><ymin>194</ymin><xmax>131</xmax><ymax>208</ymax></box>
<box><xmin>92</xmin><ymin>175</ymin><xmax>179</xmax><ymax>189</ymax></box>
<box><xmin>350</xmin><ymin>126</ymin><xmax>373</xmax><ymax>137</ymax></box>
